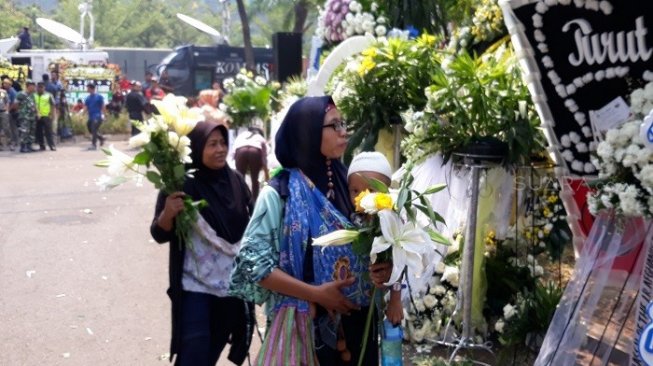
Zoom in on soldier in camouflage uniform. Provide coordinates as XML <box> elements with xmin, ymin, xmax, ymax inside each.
<box><xmin>16</xmin><ymin>80</ymin><xmax>37</xmax><ymax>153</ymax></box>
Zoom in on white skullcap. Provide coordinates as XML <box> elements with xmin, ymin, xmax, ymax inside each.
<box><xmin>347</xmin><ymin>151</ymin><xmax>393</xmax><ymax>180</ymax></box>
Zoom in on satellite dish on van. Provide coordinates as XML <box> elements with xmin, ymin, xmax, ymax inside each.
<box><xmin>176</xmin><ymin>13</ymin><xmax>225</xmax><ymax>44</ymax></box>
<box><xmin>36</xmin><ymin>18</ymin><xmax>86</xmax><ymax>46</ymax></box>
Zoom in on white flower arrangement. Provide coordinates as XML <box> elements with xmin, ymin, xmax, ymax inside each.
<box><xmin>588</xmin><ymin>83</ymin><xmax>653</xmax><ymax>218</ymax></box>
<box><xmin>316</xmin><ymin>0</ymin><xmax>386</xmax><ymax>44</ymax></box>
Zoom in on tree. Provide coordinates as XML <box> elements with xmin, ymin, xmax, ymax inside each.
<box><xmin>235</xmin><ymin>0</ymin><xmax>256</xmax><ymax>71</ymax></box>
<box><xmin>53</xmin><ymin>0</ymin><xmax>216</xmax><ymax>48</ymax></box>
<box><xmin>0</xmin><ymin>3</ymin><xmax>35</xmax><ymax>47</ymax></box>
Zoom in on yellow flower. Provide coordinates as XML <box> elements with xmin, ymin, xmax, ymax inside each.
<box><xmin>361</xmin><ymin>47</ymin><xmax>377</xmax><ymax>58</ymax></box>
<box><xmin>374</xmin><ymin>193</ymin><xmax>394</xmax><ymax>211</ymax></box>
<box><xmin>355</xmin><ymin>190</ymin><xmax>370</xmax><ymax>213</ymax></box>
<box><xmin>358</xmin><ymin>57</ymin><xmax>376</xmax><ymax>76</ymax></box>
<box><xmin>543</xmin><ymin>208</ymin><xmax>552</xmax><ymax>217</ymax></box>
<box><xmin>418</xmin><ymin>34</ymin><xmax>436</xmax><ymax>46</ymax></box>
<box><xmin>547</xmin><ymin>195</ymin><xmax>558</xmax><ymax>203</ymax></box>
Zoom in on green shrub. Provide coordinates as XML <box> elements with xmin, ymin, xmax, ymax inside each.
<box><xmin>68</xmin><ymin>112</ymin><xmax>130</xmax><ymax>136</ymax></box>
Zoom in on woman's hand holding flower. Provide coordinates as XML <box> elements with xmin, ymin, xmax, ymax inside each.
<box><xmin>369</xmin><ymin>262</ymin><xmax>392</xmax><ymax>288</ymax></box>
<box><xmin>157</xmin><ymin>192</ymin><xmax>186</xmax><ymax>231</ymax></box>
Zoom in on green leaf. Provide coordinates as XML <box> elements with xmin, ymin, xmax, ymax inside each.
<box><xmin>101</xmin><ymin>147</ymin><xmax>112</xmax><ymax>156</ymax></box>
<box><xmin>132</xmin><ymin>150</ymin><xmax>151</xmax><ymax>165</ymax></box>
<box><xmin>426</xmin><ymin>227</ymin><xmax>450</xmax><ymax>245</ymax></box>
<box><xmin>421</xmin><ymin>183</ymin><xmax>447</xmax><ymax>195</ymax></box>
<box><xmin>396</xmin><ymin>188</ymin><xmax>408</xmax><ymax>212</ymax></box>
<box><xmin>173</xmin><ymin>164</ymin><xmax>186</xmax><ymax>180</ymax></box>
<box><xmin>414</xmin><ymin>203</ymin><xmax>446</xmax><ymax>226</ymax></box>
<box><xmin>363</xmin><ymin>176</ymin><xmax>389</xmax><ymax>194</ymax></box>
<box><xmin>145</xmin><ymin>171</ymin><xmax>163</xmax><ymax>189</ymax></box>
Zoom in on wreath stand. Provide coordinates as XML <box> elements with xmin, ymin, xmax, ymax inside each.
<box><xmin>437</xmin><ymin>144</ymin><xmax>506</xmax><ymax>363</ymax></box>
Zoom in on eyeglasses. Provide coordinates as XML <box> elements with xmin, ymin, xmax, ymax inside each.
<box><xmin>323</xmin><ymin>119</ymin><xmax>347</xmax><ymax>132</ymax></box>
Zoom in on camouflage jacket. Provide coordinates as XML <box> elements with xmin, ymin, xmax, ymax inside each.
<box><xmin>16</xmin><ymin>92</ymin><xmax>37</xmax><ymax>121</ymax></box>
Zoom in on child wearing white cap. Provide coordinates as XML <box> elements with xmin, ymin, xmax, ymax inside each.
<box><xmin>347</xmin><ymin>151</ymin><xmax>403</xmax><ymax>326</ymax></box>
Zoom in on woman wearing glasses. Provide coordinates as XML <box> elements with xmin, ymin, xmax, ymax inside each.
<box><xmin>230</xmin><ymin>96</ymin><xmax>379</xmax><ymax>365</ymax></box>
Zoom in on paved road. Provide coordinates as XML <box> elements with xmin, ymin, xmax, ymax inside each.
<box><xmin>0</xmin><ymin>139</ymin><xmax>262</xmax><ymax>366</ymax></box>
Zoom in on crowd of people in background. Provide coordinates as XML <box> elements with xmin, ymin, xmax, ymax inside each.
<box><xmin>0</xmin><ymin>69</ymin><xmax>186</xmax><ymax>152</ymax></box>
<box><xmin>0</xmin><ymin>72</ymin><xmax>63</xmax><ymax>153</ymax></box>
<box><xmin>0</xmin><ymin>69</ymin><xmax>243</xmax><ymax>154</ymax></box>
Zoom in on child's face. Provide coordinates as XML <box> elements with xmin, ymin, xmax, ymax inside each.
<box><xmin>348</xmin><ymin>171</ymin><xmax>392</xmax><ymax>205</ymax></box>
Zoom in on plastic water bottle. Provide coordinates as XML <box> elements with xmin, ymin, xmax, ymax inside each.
<box><xmin>381</xmin><ymin>319</ymin><xmax>403</xmax><ymax>366</ymax></box>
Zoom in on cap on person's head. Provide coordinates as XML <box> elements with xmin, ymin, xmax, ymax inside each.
<box><xmin>151</xmin><ymin>76</ymin><xmax>158</xmax><ymax>82</ymax></box>
<box><xmin>25</xmin><ymin>79</ymin><xmax>35</xmax><ymax>86</ymax></box>
<box><xmin>42</xmin><ymin>74</ymin><xmax>50</xmax><ymax>81</ymax></box>
<box><xmin>37</xmin><ymin>81</ymin><xmax>45</xmax><ymax>87</ymax></box>
<box><xmin>87</xmin><ymin>83</ymin><xmax>96</xmax><ymax>89</ymax></box>
<box><xmin>347</xmin><ymin>151</ymin><xmax>393</xmax><ymax>180</ymax></box>
<box><xmin>131</xmin><ymin>80</ymin><xmax>141</xmax><ymax>87</ymax></box>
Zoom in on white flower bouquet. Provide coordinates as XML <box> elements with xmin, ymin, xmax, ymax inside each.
<box><xmin>313</xmin><ymin>169</ymin><xmax>448</xmax><ymax>365</ymax></box>
<box><xmin>588</xmin><ymin>82</ymin><xmax>653</xmax><ymax>218</ymax></box>
<box><xmin>96</xmin><ymin>94</ymin><xmax>207</xmax><ymax>247</ymax></box>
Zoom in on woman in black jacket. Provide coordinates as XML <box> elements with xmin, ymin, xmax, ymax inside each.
<box><xmin>151</xmin><ymin>121</ymin><xmax>254</xmax><ymax>365</ymax></box>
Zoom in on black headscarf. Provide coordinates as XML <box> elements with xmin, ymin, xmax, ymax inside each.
<box><xmin>274</xmin><ymin>96</ymin><xmax>353</xmax><ymax>217</ymax></box>
<box><xmin>184</xmin><ymin>121</ymin><xmax>251</xmax><ymax>243</ymax></box>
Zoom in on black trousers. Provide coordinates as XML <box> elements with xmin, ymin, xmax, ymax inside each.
<box><xmin>315</xmin><ymin>306</ymin><xmax>379</xmax><ymax>365</ymax></box>
<box><xmin>35</xmin><ymin>116</ymin><xmax>55</xmax><ymax>148</ymax></box>
<box><xmin>175</xmin><ymin>291</ymin><xmax>250</xmax><ymax>366</ymax></box>
<box><xmin>87</xmin><ymin>118</ymin><xmax>104</xmax><ymax>147</ymax></box>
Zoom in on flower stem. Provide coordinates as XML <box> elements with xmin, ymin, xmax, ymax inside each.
<box><xmin>357</xmin><ymin>287</ymin><xmax>377</xmax><ymax>366</ymax></box>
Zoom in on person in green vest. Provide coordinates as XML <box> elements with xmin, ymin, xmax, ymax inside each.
<box><xmin>16</xmin><ymin>80</ymin><xmax>37</xmax><ymax>153</ymax></box>
<box><xmin>34</xmin><ymin>82</ymin><xmax>56</xmax><ymax>151</ymax></box>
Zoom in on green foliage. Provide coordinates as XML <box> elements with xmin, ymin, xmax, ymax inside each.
<box><xmin>402</xmin><ymin>42</ymin><xmax>545</xmax><ymax>166</ymax></box>
<box><xmin>69</xmin><ymin>111</ymin><xmax>130</xmax><ymax>136</ymax></box>
<box><xmin>0</xmin><ymin>3</ymin><xmax>32</xmax><ymax>40</ymax></box>
<box><xmin>330</xmin><ymin>34</ymin><xmax>440</xmax><ymax>163</ymax></box>
<box><xmin>484</xmin><ymin>246</ymin><xmax>538</xmax><ymax>318</ymax></box>
<box><xmin>498</xmin><ymin>282</ymin><xmax>562</xmax><ymax>350</ymax></box>
<box><xmin>51</xmin><ymin>0</ymin><xmax>220</xmax><ymax>48</ymax></box>
<box><xmin>222</xmin><ymin>70</ymin><xmax>277</xmax><ymax>128</ymax></box>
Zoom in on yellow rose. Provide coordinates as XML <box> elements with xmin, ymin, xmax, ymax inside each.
<box><xmin>374</xmin><ymin>193</ymin><xmax>394</xmax><ymax>211</ymax></box>
<box><xmin>354</xmin><ymin>190</ymin><xmax>370</xmax><ymax>213</ymax></box>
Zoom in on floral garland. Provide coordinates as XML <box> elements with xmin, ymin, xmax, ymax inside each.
<box><xmin>315</xmin><ymin>0</ymin><xmax>387</xmax><ymax>44</ymax></box>
<box><xmin>588</xmin><ymin>82</ymin><xmax>653</xmax><ymax>218</ymax></box>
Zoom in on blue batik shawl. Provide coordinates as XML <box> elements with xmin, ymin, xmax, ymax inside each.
<box><xmin>276</xmin><ymin>169</ymin><xmax>371</xmax><ymax>313</ymax></box>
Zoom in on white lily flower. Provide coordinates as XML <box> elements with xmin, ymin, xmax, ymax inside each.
<box><xmin>128</xmin><ymin>131</ymin><xmax>151</xmax><ymax>149</ymax></box>
<box><xmin>106</xmin><ymin>145</ymin><xmax>135</xmax><ymax>177</ymax></box>
<box><xmin>312</xmin><ymin>229</ymin><xmax>360</xmax><ymax>247</ymax></box>
<box><xmin>371</xmin><ymin>209</ymin><xmax>436</xmax><ymax>285</ymax></box>
<box><xmin>150</xmin><ymin>94</ymin><xmax>203</xmax><ymax>136</ymax></box>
